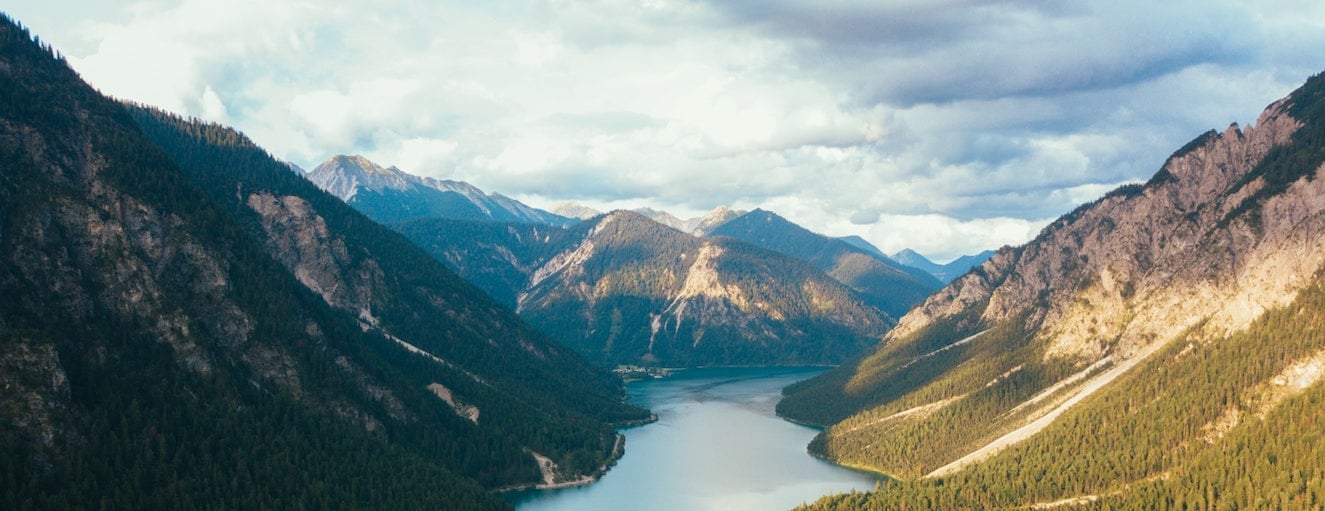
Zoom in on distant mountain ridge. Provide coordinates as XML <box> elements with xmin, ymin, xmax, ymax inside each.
<box><xmin>709</xmin><ymin>209</ymin><xmax>942</xmax><ymax>318</ymax></box>
<box><xmin>306</xmin><ymin>159</ymin><xmax>941</xmax><ymax>369</ymax></box>
<box><xmin>890</xmin><ymin>248</ymin><xmax>997</xmax><ymax>283</ymax></box>
<box><xmin>837</xmin><ymin>235</ymin><xmax>888</xmax><ymax>259</ymax></box>
<box><xmin>306</xmin><ymin>155</ymin><xmax>576</xmax><ymax>226</ymax></box>
<box><xmin>551</xmin><ymin>202</ymin><xmax>744</xmax><ymax>235</ymax></box>
<box><xmin>398</xmin><ymin>211</ymin><xmax>896</xmax><ymax>367</ymax></box>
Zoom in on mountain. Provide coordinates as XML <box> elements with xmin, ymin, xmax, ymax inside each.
<box><xmin>632</xmin><ymin>207</ymin><xmax>687</xmax><ymax>231</ymax></box>
<box><xmin>891</xmin><ymin>248</ymin><xmax>997</xmax><ymax>283</ymax></box>
<box><xmin>632</xmin><ymin>205</ymin><xmax>745</xmax><ymax>235</ymax></box>
<box><xmin>540</xmin><ymin>201</ymin><xmax>747</xmax><ymax>235</ymax></box>
<box><xmin>783</xmin><ymin>71</ymin><xmax>1325</xmax><ymax>508</ymax></box>
<box><xmin>838</xmin><ymin>235</ymin><xmax>887</xmax><ymax>259</ymax></box>
<box><xmin>551</xmin><ymin>201</ymin><xmax>602</xmax><ymax>220</ymax></box>
<box><xmin>397</xmin><ymin>212</ymin><xmax>894</xmax><ymax>367</ymax></box>
<box><xmin>394</xmin><ymin>219</ymin><xmax>575</xmax><ymax>309</ymax></box>
<box><xmin>0</xmin><ymin>17</ymin><xmax>645</xmax><ymax>510</ymax></box>
<box><xmin>688</xmin><ymin>205</ymin><xmax>743</xmax><ymax>236</ymax></box>
<box><xmin>518</xmin><ymin>211</ymin><xmax>893</xmax><ymax>366</ymax></box>
<box><xmin>708</xmin><ymin>209</ymin><xmax>942</xmax><ymax>318</ymax></box>
<box><xmin>306</xmin><ymin>155</ymin><xmax>576</xmax><ymax>226</ymax></box>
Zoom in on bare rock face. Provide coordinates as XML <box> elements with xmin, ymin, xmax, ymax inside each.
<box><xmin>246</xmin><ymin>192</ymin><xmax>381</xmax><ymax>317</ymax></box>
<box><xmin>892</xmin><ymin>97</ymin><xmax>1315</xmax><ymax>363</ymax></box>
<box><xmin>778</xmin><ymin>74</ymin><xmax>1325</xmax><ymax>484</ymax></box>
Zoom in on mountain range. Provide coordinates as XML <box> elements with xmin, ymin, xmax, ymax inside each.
<box><xmin>397</xmin><ymin>211</ymin><xmax>902</xmax><ymax>367</ymax></box>
<box><xmin>307</xmin><ymin>156</ymin><xmax>945</xmax><ymax>367</ymax></box>
<box><xmin>783</xmin><ymin>70</ymin><xmax>1325</xmax><ymax>508</ymax></box>
<box><xmin>707</xmin><ymin>209</ymin><xmax>942</xmax><ymax>318</ymax></box>
<box><xmin>0</xmin><ymin>17</ymin><xmax>646</xmax><ymax>510</ymax></box>
<box><xmin>551</xmin><ymin>202</ymin><xmax>744</xmax><ymax>236</ymax></box>
<box><xmin>890</xmin><ymin>248</ymin><xmax>997</xmax><ymax>283</ymax></box>
<box><xmin>306</xmin><ymin>154</ymin><xmax>576</xmax><ymax>227</ymax></box>
<box><xmin>15</xmin><ymin>9</ymin><xmax>1323</xmax><ymax>510</ymax></box>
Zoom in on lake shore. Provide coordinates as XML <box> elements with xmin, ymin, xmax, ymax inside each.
<box><xmin>507</xmin><ymin>367</ymin><xmax>883</xmax><ymax>510</ymax></box>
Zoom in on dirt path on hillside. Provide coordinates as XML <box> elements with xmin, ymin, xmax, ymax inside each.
<box><xmin>927</xmin><ymin>337</ymin><xmax>1171</xmax><ymax>478</ymax></box>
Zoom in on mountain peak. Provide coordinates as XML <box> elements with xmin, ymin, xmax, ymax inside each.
<box><xmin>889</xmin><ymin>248</ymin><xmax>936</xmax><ymax>269</ymax></box>
<box><xmin>690</xmin><ymin>205</ymin><xmax>745</xmax><ymax>235</ymax></box>
<box><xmin>890</xmin><ymin>248</ymin><xmax>994</xmax><ymax>283</ymax></box>
<box><xmin>550</xmin><ymin>201</ymin><xmax>602</xmax><ymax>220</ymax></box>
<box><xmin>308</xmin><ymin>154</ymin><xmax>413</xmax><ymax>200</ymax></box>
<box><xmin>306</xmin><ymin>155</ymin><xmax>575</xmax><ymax>226</ymax></box>
<box><xmin>633</xmin><ymin>207</ymin><xmax>686</xmax><ymax>231</ymax></box>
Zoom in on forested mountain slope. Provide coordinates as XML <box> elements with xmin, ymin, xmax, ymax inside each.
<box><xmin>783</xmin><ymin>70</ymin><xmax>1325</xmax><ymax>508</ymax></box>
<box><xmin>708</xmin><ymin>209</ymin><xmax>941</xmax><ymax>317</ymax></box>
<box><xmin>399</xmin><ymin>212</ymin><xmax>895</xmax><ymax>367</ymax></box>
<box><xmin>520</xmin><ymin>211</ymin><xmax>893</xmax><ymax>366</ymax></box>
<box><xmin>0</xmin><ymin>16</ymin><xmax>643</xmax><ymax>510</ymax></box>
<box><xmin>394</xmin><ymin>218</ymin><xmax>575</xmax><ymax>308</ymax></box>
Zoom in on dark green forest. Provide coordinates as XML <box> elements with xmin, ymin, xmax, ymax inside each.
<box><xmin>798</xmin><ymin>275</ymin><xmax>1325</xmax><ymax>510</ymax></box>
<box><xmin>0</xmin><ymin>14</ymin><xmax>642</xmax><ymax>510</ymax></box>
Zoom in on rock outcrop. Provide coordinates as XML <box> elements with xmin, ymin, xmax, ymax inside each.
<box><xmin>779</xmin><ymin>71</ymin><xmax>1325</xmax><ymax>490</ymax></box>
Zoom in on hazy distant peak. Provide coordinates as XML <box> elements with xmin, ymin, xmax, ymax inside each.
<box><xmin>889</xmin><ymin>248</ymin><xmax>993</xmax><ymax>283</ymax></box>
<box><xmin>551</xmin><ymin>201</ymin><xmax>602</xmax><ymax>220</ymax></box>
<box><xmin>307</xmin><ymin>154</ymin><xmax>575</xmax><ymax>226</ymax></box>
<box><xmin>633</xmin><ymin>207</ymin><xmax>687</xmax><ymax>231</ymax></box>
<box><xmin>689</xmin><ymin>205</ymin><xmax>745</xmax><ymax>236</ymax></box>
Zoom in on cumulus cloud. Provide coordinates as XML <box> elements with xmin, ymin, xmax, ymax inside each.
<box><xmin>6</xmin><ymin>0</ymin><xmax>1323</xmax><ymax>260</ymax></box>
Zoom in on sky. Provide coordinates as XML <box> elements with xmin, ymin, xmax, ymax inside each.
<box><xmin>7</xmin><ymin>1</ymin><xmax>1324</xmax><ymax>262</ymax></box>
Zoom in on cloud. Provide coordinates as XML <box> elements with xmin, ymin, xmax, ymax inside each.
<box><xmin>6</xmin><ymin>0</ymin><xmax>1323</xmax><ymax>261</ymax></box>
<box><xmin>711</xmin><ymin>0</ymin><xmax>1261</xmax><ymax>104</ymax></box>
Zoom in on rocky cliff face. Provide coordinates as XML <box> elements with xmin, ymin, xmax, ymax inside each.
<box><xmin>895</xmin><ymin>98</ymin><xmax>1307</xmax><ymax>360</ymax></box>
<box><xmin>779</xmin><ymin>71</ymin><xmax>1325</xmax><ymax>487</ymax></box>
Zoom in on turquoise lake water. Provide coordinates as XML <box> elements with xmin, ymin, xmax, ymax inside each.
<box><xmin>507</xmin><ymin>367</ymin><xmax>882</xmax><ymax>511</ymax></box>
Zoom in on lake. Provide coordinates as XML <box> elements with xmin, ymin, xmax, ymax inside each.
<box><xmin>506</xmin><ymin>367</ymin><xmax>882</xmax><ymax>511</ymax></box>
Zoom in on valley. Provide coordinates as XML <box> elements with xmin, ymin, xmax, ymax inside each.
<box><xmin>4</xmin><ymin>6</ymin><xmax>1325</xmax><ymax>511</ymax></box>
<box><xmin>781</xmin><ymin>70</ymin><xmax>1325</xmax><ymax>508</ymax></box>
<box><xmin>506</xmin><ymin>367</ymin><xmax>882</xmax><ymax>511</ymax></box>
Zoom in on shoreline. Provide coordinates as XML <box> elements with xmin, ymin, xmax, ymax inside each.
<box><xmin>497</xmin><ymin>431</ymin><xmax>630</xmax><ymax>493</ymax></box>
<box><xmin>503</xmin><ymin>365</ymin><xmax>845</xmax><ymax>496</ymax></box>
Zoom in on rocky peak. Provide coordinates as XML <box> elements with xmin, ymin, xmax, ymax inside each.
<box><xmin>890</xmin><ymin>81</ymin><xmax>1316</xmax><ymax>362</ymax></box>
<box><xmin>632</xmin><ymin>207</ymin><xmax>687</xmax><ymax>231</ymax></box>
<box><xmin>307</xmin><ymin>154</ymin><xmax>415</xmax><ymax>200</ymax></box>
<box><xmin>550</xmin><ymin>201</ymin><xmax>602</xmax><ymax>220</ymax></box>
<box><xmin>1162</xmin><ymin>99</ymin><xmax>1299</xmax><ymax>214</ymax></box>
<box><xmin>689</xmin><ymin>205</ymin><xmax>745</xmax><ymax>235</ymax></box>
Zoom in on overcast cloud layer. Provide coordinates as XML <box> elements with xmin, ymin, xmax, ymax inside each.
<box><xmin>9</xmin><ymin>1</ymin><xmax>1324</xmax><ymax>261</ymax></box>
